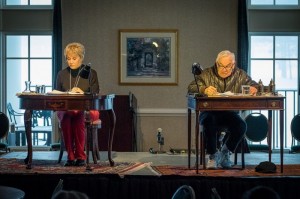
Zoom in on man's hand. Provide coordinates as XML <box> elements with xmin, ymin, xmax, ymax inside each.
<box><xmin>250</xmin><ymin>86</ymin><xmax>257</xmax><ymax>95</ymax></box>
<box><xmin>204</xmin><ymin>86</ymin><xmax>218</xmax><ymax>96</ymax></box>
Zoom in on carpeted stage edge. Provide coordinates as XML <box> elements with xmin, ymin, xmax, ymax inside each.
<box><xmin>0</xmin><ymin>158</ymin><xmax>149</xmax><ymax>177</ymax></box>
<box><xmin>151</xmin><ymin>164</ymin><xmax>300</xmax><ymax>177</ymax></box>
<box><xmin>1</xmin><ymin>158</ymin><xmax>300</xmax><ymax>199</ymax></box>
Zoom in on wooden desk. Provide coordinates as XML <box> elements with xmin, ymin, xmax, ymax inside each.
<box><xmin>187</xmin><ymin>94</ymin><xmax>285</xmax><ymax>173</ymax></box>
<box><xmin>18</xmin><ymin>94</ymin><xmax>115</xmax><ymax>169</ymax></box>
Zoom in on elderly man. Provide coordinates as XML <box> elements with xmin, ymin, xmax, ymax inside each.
<box><xmin>188</xmin><ymin>50</ymin><xmax>258</xmax><ymax>169</ymax></box>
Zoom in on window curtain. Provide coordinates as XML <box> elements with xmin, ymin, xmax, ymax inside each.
<box><xmin>52</xmin><ymin>0</ymin><xmax>62</xmax><ymax>88</ymax></box>
<box><xmin>237</xmin><ymin>0</ymin><xmax>249</xmax><ymax>72</ymax></box>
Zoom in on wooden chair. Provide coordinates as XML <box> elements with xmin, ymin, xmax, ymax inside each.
<box><xmin>57</xmin><ymin>117</ymin><xmax>102</xmax><ymax>164</ymax></box>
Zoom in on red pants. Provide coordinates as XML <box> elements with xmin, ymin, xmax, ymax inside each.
<box><xmin>57</xmin><ymin>110</ymin><xmax>99</xmax><ymax>161</ymax></box>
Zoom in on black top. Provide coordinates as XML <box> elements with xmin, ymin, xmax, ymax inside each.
<box><xmin>55</xmin><ymin>64</ymin><xmax>100</xmax><ymax>94</ymax></box>
<box><xmin>188</xmin><ymin>64</ymin><xmax>258</xmax><ymax>94</ymax></box>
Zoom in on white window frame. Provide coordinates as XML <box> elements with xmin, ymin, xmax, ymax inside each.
<box><xmin>2</xmin><ymin>0</ymin><xmax>53</xmax><ymax>9</ymax></box>
<box><xmin>249</xmin><ymin>32</ymin><xmax>300</xmax><ymax>149</ymax></box>
<box><xmin>248</xmin><ymin>0</ymin><xmax>300</xmax><ymax>10</ymax></box>
<box><xmin>4</xmin><ymin>32</ymin><xmax>53</xmax><ymax>109</ymax></box>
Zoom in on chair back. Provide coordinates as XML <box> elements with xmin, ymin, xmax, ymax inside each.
<box><xmin>245</xmin><ymin>113</ymin><xmax>268</xmax><ymax>142</ymax></box>
<box><xmin>291</xmin><ymin>114</ymin><xmax>300</xmax><ymax>141</ymax></box>
<box><xmin>7</xmin><ymin>103</ymin><xmax>26</xmax><ymax>129</ymax></box>
<box><xmin>171</xmin><ymin>185</ymin><xmax>196</xmax><ymax>199</ymax></box>
<box><xmin>7</xmin><ymin>103</ymin><xmax>18</xmax><ymax>124</ymax></box>
<box><xmin>0</xmin><ymin>112</ymin><xmax>9</xmax><ymax>139</ymax></box>
<box><xmin>51</xmin><ymin>179</ymin><xmax>64</xmax><ymax>198</ymax></box>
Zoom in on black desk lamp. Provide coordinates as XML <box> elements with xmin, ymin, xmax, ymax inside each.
<box><xmin>191</xmin><ymin>63</ymin><xmax>203</xmax><ymax>95</ymax></box>
<box><xmin>79</xmin><ymin>63</ymin><xmax>92</xmax><ymax>94</ymax></box>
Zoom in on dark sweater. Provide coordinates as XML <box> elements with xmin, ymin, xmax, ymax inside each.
<box><xmin>55</xmin><ymin>65</ymin><xmax>100</xmax><ymax>94</ymax></box>
<box><xmin>188</xmin><ymin>64</ymin><xmax>258</xmax><ymax>94</ymax></box>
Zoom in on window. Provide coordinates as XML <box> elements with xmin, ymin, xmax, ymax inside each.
<box><xmin>6</xmin><ymin>0</ymin><xmax>52</xmax><ymax>6</ymax></box>
<box><xmin>249</xmin><ymin>0</ymin><xmax>300</xmax><ymax>9</ymax></box>
<box><xmin>250</xmin><ymin>35</ymin><xmax>298</xmax><ymax>89</ymax></box>
<box><xmin>6</xmin><ymin>34</ymin><xmax>53</xmax><ymax>125</ymax></box>
<box><xmin>251</xmin><ymin>0</ymin><xmax>299</xmax><ymax>5</ymax></box>
<box><xmin>249</xmin><ymin>34</ymin><xmax>299</xmax><ymax>148</ymax></box>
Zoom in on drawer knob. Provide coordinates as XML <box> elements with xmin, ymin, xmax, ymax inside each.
<box><xmin>46</xmin><ymin>101</ymin><xmax>65</xmax><ymax>109</ymax></box>
<box><xmin>202</xmin><ymin>102</ymin><xmax>208</xmax><ymax>107</ymax></box>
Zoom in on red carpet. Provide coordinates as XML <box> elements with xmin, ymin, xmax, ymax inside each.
<box><xmin>0</xmin><ymin>158</ymin><xmax>149</xmax><ymax>177</ymax></box>
<box><xmin>151</xmin><ymin>164</ymin><xmax>300</xmax><ymax>177</ymax></box>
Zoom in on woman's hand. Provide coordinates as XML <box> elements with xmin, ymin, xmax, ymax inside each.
<box><xmin>71</xmin><ymin>87</ymin><xmax>84</xmax><ymax>94</ymax></box>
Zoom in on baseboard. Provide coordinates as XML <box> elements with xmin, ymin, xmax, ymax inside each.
<box><xmin>8</xmin><ymin>146</ymin><xmax>51</xmax><ymax>151</ymax></box>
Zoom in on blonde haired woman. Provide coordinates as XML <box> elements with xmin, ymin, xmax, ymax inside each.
<box><xmin>56</xmin><ymin>42</ymin><xmax>100</xmax><ymax>166</ymax></box>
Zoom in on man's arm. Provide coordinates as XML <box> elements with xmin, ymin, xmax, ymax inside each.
<box><xmin>187</xmin><ymin>76</ymin><xmax>207</xmax><ymax>94</ymax></box>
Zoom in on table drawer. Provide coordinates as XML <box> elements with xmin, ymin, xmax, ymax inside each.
<box><xmin>45</xmin><ymin>100</ymin><xmax>67</xmax><ymax>110</ymax></box>
<box><xmin>198</xmin><ymin>101</ymin><xmax>212</xmax><ymax>109</ymax></box>
<box><xmin>267</xmin><ymin>100</ymin><xmax>282</xmax><ymax>108</ymax></box>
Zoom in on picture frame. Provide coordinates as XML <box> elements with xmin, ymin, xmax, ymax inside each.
<box><xmin>119</xmin><ymin>29</ymin><xmax>178</xmax><ymax>85</ymax></box>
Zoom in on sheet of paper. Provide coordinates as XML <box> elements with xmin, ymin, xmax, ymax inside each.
<box><xmin>67</xmin><ymin>91</ymin><xmax>84</xmax><ymax>95</ymax></box>
<box><xmin>47</xmin><ymin>90</ymin><xmax>84</xmax><ymax>95</ymax></box>
<box><xmin>47</xmin><ymin>90</ymin><xmax>68</xmax><ymax>95</ymax></box>
<box><xmin>214</xmin><ymin>91</ymin><xmax>235</xmax><ymax>96</ymax></box>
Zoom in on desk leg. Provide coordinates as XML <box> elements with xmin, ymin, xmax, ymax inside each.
<box><xmin>107</xmin><ymin>109</ymin><xmax>116</xmax><ymax>167</ymax></box>
<box><xmin>280</xmin><ymin>110</ymin><xmax>284</xmax><ymax>173</ymax></box>
<box><xmin>268</xmin><ymin>110</ymin><xmax>272</xmax><ymax>162</ymax></box>
<box><xmin>24</xmin><ymin>109</ymin><xmax>33</xmax><ymax>169</ymax></box>
<box><xmin>188</xmin><ymin>109</ymin><xmax>191</xmax><ymax>169</ymax></box>
<box><xmin>195</xmin><ymin>110</ymin><xmax>200</xmax><ymax>173</ymax></box>
<box><xmin>85</xmin><ymin>111</ymin><xmax>92</xmax><ymax>171</ymax></box>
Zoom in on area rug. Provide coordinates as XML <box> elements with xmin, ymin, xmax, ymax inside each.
<box><xmin>0</xmin><ymin>158</ymin><xmax>150</xmax><ymax>177</ymax></box>
<box><xmin>151</xmin><ymin>164</ymin><xmax>300</xmax><ymax>177</ymax></box>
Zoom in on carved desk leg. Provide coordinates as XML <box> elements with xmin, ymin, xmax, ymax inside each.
<box><xmin>195</xmin><ymin>110</ymin><xmax>200</xmax><ymax>173</ymax></box>
<box><xmin>24</xmin><ymin>109</ymin><xmax>33</xmax><ymax>169</ymax></box>
<box><xmin>188</xmin><ymin>108</ymin><xmax>191</xmax><ymax>169</ymax></box>
<box><xmin>85</xmin><ymin>110</ymin><xmax>92</xmax><ymax>171</ymax></box>
<box><xmin>280</xmin><ymin>109</ymin><xmax>284</xmax><ymax>173</ymax></box>
<box><xmin>91</xmin><ymin>124</ymin><xmax>99</xmax><ymax>163</ymax></box>
<box><xmin>107</xmin><ymin>109</ymin><xmax>116</xmax><ymax>166</ymax></box>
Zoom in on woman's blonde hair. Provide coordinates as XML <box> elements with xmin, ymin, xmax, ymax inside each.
<box><xmin>64</xmin><ymin>42</ymin><xmax>85</xmax><ymax>60</ymax></box>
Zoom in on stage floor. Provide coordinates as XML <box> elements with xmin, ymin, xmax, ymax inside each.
<box><xmin>1</xmin><ymin>150</ymin><xmax>300</xmax><ymax>199</ymax></box>
<box><xmin>1</xmin><ymin>149</ymin><xmax>300</xmax><ymax>175</ymax></box>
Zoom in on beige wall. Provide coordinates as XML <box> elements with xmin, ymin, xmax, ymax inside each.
<box><xmin>61</xmin><ymin>0</ymin><xmax>238</xmax><ymax>151</ymax></box>
<box><xmin>0</xmin><ymin>0</ymin><xmax>238</xmax><ymax>151</ymax></box>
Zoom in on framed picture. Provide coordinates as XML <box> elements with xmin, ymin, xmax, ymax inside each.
<box><xmin>119</xmin><ymin>29</ymin><xmax>178</xmax><ymax>85</ymax></box>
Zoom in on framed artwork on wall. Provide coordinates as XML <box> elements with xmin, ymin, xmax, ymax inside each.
<box><xmin>119</xmin><ymin>29</ymin><xmax>178</xmax><ymax>85</ymax></box>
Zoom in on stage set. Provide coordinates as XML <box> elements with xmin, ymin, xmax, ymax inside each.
<box><xmin>1</xmin><ymin>94</ymin><xmax>299</xmax><ymax>198</ymax></box>
<box><xmin>0</xmin><ymin>150</ymin><xmax>300</xmax><ymax>199</ymax></box>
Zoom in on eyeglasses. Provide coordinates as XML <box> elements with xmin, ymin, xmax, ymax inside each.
<box><xmin>217</xmin><ymin>63</ymin><xmax>235</xmax><ymax>71</ymax></box>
